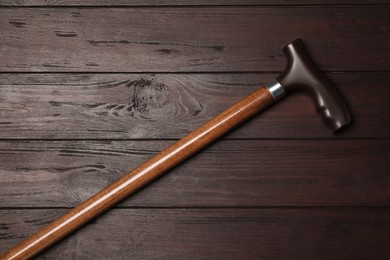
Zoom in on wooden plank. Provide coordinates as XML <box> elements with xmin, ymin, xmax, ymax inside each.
<box><xmin>1</xmin><ymin>0</ymin><xmax>389</xmax><ymax>6</ymax></box>
<box><xmin>1</xmin><ymin>7</ymin><xmax>389</xmax><ymax>72</ymax></box>
<box><xmin>0</xmin><ymin>208</ymin><xmax>389</xmax><ymax>259</ymax></box>
<box><xmin>0</xmin><ymin>73</ymin><xmax>388</xmax><ymax>139</ymax></box>
<box><xmin>0</xmin><ymin>139</ymin><xmax>388</xmax><ymax>207</ymax></box>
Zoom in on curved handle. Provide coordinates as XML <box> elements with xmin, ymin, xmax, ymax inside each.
<box><xmin>277</xmin><ymin>39</ymin><xmax>352</xmax><ymax>131</ymax></box>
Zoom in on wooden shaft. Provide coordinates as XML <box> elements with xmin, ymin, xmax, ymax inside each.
<box><xmin>1</xmin><ymin>87</ymin><xmax>274</xmax><ymax>260</ymax></box>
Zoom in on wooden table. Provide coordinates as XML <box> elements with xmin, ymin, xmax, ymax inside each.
<box><xmin>0</xmin><ymin>1</ymin><xmax>389</xmax><ymax>259</ymax></box>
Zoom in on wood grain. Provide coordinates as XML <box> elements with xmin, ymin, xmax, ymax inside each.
<box><xmin>0</xmin><ymin>139</ymin><xmax>388</xmax><ymax>208</ymax></box>
<box><xmin>0</xmin><ymin>2</ymin><xmax>389</xmax><ymax>259</ymax></box>
<box><xmin>0</xmin><ymin>87</ymin><xmax>274</xmax><ymax>259</ymax></box>
<box><xmin>0</xmin><ymin>73</ymin><xmax>388</xmax><ymax>139</ymax></box>
<box><xmin>1</xmin><ymin>208</ymin><xmax>389</xmax><ymax>259</ymax></box>
<box><xmin>1</xmin><ymin>7</ymin><xmax>389</xmax><ymax>72</ymax></box>
<box><xmin>1</xmin><ymin>0</ymin><xmax>389</xmax><ymax>6</ymax></box>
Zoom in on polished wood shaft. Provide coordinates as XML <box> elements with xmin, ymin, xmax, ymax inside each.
<box><xmin>1</xmin><ymin>87</ymin><xmax>274</xmax><ymax>260</ymax></box>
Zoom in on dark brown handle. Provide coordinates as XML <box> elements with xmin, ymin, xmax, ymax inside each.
<box><xmin>277</xmin><ymin>39</ymin><xmax>352</xmax><ymax>131</ymax></box>
<box><xmin>1</xmin><ymin>87</ymin><xmax>274</xmax><ymax>260</ymax></box>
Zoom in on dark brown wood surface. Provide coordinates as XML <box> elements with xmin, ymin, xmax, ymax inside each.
<box><xmin>1</xmin><ymin>7</ymin><xmax>390</xmax><ymax>72</ymax></box>
<box><xmin>0</xmin><ymin>73</ymin><xmax>389</xmax><ymax>139</ymax></box>
<box><xmin>0</xmin><ymin>140</ymin><xmax>389</xmax><ymax>208</ymax></box>
<box><xmin>2</xmin><ymin>209</ymin><xmax>390</xmax><ymax>259</ymax></box>
<box><xmin>0</xmin><ymin>1</ymin><xmax>389</xmax><ymax>259</ymax></box>
<box><xmin>1</xmin><ymin>0</ymin><xmax>390</xmax><ymax>6</ymax></box>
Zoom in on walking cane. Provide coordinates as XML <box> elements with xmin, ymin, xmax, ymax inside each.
<box><xmin>1</xmin><ymin>39</ymin><xmax>352</xmax><ymax>259</ymax></box>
